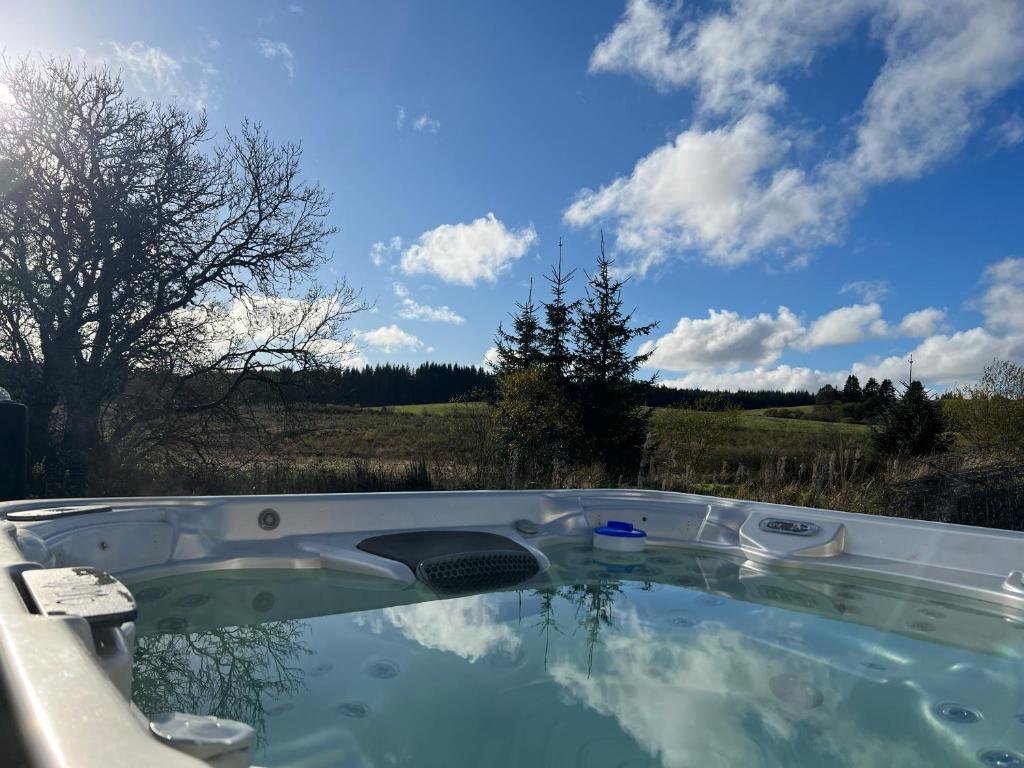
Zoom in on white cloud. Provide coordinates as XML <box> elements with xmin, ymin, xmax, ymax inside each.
<box><xmin>979</xmin><ymin>257</ymin><xmax>1024</xmax><ymax>333</ymax></box>
<box><xmin>105</xmin><ymin>41</ymin><xmax>180</xmax><ymax>89</ymax></box>
<box><xmin>565</xmin><ymin>114</ymin><xmax>838</xmax><ymax>270</ymax></box>
<box><xmin>653</xmin><ymin>258</ymin><xmax>1024</xmax><ymax>391</ymax></box>
<box><xmin>100</xmin><ymin>42</ymin><xmax>217</xmax><ymax>111</ymax></box>
<box><xmin>574</xmin><ymin>0</ymin><xmax>1024</xmax><ymax>273</ymax></box>
<box><xmin>646</xmin><ymin>299</ymin><xmax>954</xmax><ymax>376</ymax></box>
<box><xmin>400</xmin><ymin>213</ymin><xmax>537</xmax><ymax>286</ymax></box>
<box><xmin>358</xmin><ymin>324</ymin><xmax>423</xmax><ymax>353</ymax></box>
<box><xmin>895</xmin><ymin>307</ymin><xmax>946</xmax><ymax>337</ymax></box>
<box><xmin>983</xmin><ymin>257</ymin><xmax>1024</xmax><ymax>284</ymax></box>
<box><xmin>393</xmin><ymin>283</ymin><xmax>465</xmax><ymax>324</ymax></box>
<box><xmin>192</xmin><ymin>294</ymin><xmax>366</xmax><ymax>368</ymax></box>
<box><xmin>840</xmin><ymin>279</ymin><xmax>891</xmax><ymax>303</ymax></box>
<box><xmin>661</xmin><ymin>366</ymin><xmax>841</xmax><ymax>392</ymax></box>
<box><xmin>256</xmin><ymin>39</ymin><xmax>295</xmax><ymax>79</ymax></box>
<box><xmin>853</xmin><ymin>327</ymin><xmax>1023</xmax><ymax>387</ymax></box>
<box><xmin>0</xmin><ymin>82</ymin><xmax>14</xmax><ymax>106</ymax></box>
<box><xmin>413</xmin><ymin>113</ymin><xmax>441</xmax><ymax>133</ymax></box>
<box><xmin>370</xmin><ymin>236</ymin><xmax>403</xmax><ymax>267</ymax></box>
<box><xmin>799</xmin><ymin>303</ymin><xmax>887</xmax><ymax>350</ymax></box>
<box><xmin>483</xmin><ymin>346</ymin><xmax>500</xmax><ymax>369</ymax></box>
<box><xmin>396</xmin><ymin>107</ymin><xmax>441</xmax><ymax>133</ymax></box>
<box><xmin>640</xmin><ymin>307</ymin><xmax>803</xmax><ymax>370</ymax></box>
<box><xmin>847</xmin><ymin>0</ymin><xmax>1024</xmax><ymax>184</ymax></box>
<box><xmin>589</xmin><ymin>0</ymin><xmax>866</xmax><ymax>113</ymax></box>
<box><xmin>996</xmin><ymin>114</ymin><xmax>1024</xmax><ymax>148</ymax></box>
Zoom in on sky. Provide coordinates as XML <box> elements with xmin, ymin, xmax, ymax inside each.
<box><xmin>3</xmin><ymin>0</ymin><xmax>1024</xmax><ymax>392</ymax></box>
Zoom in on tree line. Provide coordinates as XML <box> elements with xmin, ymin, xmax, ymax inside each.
<box><xmin>234</xmin><ymin>364</ymin><xmax>817</xmax><ymax>410</ymax></box>
<box><xmin>648</xmin><ymin>386</ymin><xmax>813</xmax><ymax>409</ymax></box>
<box><xmin>247</xmin><ymin>362</ymin><xmax>494</xmax><ymax>407</ymax></box>
<box><xmin>812</xmin><ymin>375</ymin><xmax>899</xmax><ymax>422</ymax></box>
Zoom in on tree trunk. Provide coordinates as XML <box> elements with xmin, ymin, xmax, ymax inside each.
<box><xmin>59</xmin><ymin>394</ymin><xmax>106</xmax><ymax>493</ymax></box>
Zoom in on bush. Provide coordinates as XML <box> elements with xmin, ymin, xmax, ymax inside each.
<box><xmin>492</xmin><ymin>367</ymin><xmax>581</xmax><ymax>484</ymax></box>
<box><xmin>943</xmin><ymin>360</ymin><xmax>1024</xmax><ymax>456</ymax></box>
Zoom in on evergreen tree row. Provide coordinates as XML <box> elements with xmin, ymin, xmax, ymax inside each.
<box><xmin>255</xmin><ymin>362</ymin><xmax>495</xmax><ymax>407</ymax></box>
<box><xmin>814</xmin><ymin>375</ymin><xmax>898</xmax><ymax>422</ymax></box>
<box><xmin>647</xmin><ymin>386</ymin><xmax>815</xmax><ymax>409</ymax></box>
<box><xmin>492</xmin><ymin>237</ymin><xmax>656</xmax><ymax>478</ymax></box>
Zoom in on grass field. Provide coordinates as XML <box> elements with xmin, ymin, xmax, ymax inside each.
<box><xmin>93</xmin><ymin>398</ymin><xmax>1020</xmax><ymax>531</ymax></box>
<box><xmin>367</xmin><ymin>402</ymin><xmax>489</xmax><ymax>415</ymax></box>
<box><xmin>191</xmin><ymin>401</ymin><xmax>871</xmax><ymax>481</ymax></box>
<box><xmin>738</xmin><ymin>407</ymin><xmax>868</xmax><ymax>435</ymax></box>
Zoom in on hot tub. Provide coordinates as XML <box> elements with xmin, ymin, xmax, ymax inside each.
<box><xmin>2</xmin><ymin>490</ymin><xmax>1024</xmax><ymax>767</ymax></box>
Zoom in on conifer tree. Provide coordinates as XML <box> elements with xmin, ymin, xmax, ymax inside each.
<box><xmin>842</xmin><ymin>375</ymin><xmax>863</xmax><ymax>403</ymax></box>
<box><xmin>861</xmin><ymin>377</ymin><xmax>884</xmax><ymax>421</ymax></box>
<box><xmin>493</xmin><ymin>281</ymin><xmax>542</xmax><ymax>374</ymax></box>
<box><xmin>879</xmin><ymin>379</ymin><xmax>897</xmax><ymax>405</ymax></box>
<box><xmin>572</xmin><ymin>235</ymin><xmax>657</xmax><ymax>474</ymax></box>
<box><xmin>537</xmin><ymin>239</ymin><xmax>579</xmax><ymax>383</ymax></box>
<box><xmin>872</xmin><ymin>380</ymin><xmax>951</xmax><ymax>456</ymax></box>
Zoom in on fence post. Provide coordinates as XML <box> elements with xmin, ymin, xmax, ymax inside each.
<box><xmin>0</xmin><ymin>400</ymin><xmax>28</xmax><ymax>501</ymax></box>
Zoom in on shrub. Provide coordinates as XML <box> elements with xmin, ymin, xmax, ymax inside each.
<box><xmin>492</xmin><ymin>367</ymin><xmax>581</xmax><ymax>484</ymax></box>
<box><xmin>943</xmin><ymin>360</ymin><xmax>1024</xmax><ymax>456</ymax></box>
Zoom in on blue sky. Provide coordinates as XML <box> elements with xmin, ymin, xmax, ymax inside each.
<box><xmin>4</xmin><ymin>0</ymin><xmax>1024</xmax><ymax>391</ymax></box>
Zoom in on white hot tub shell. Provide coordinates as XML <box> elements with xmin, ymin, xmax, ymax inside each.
<box><xmin>2</xmin><ymin>488</ymin><xmax>1024</xmax><ymax>767</ymax></box>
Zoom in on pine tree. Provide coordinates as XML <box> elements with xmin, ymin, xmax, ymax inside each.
<box><xmin>842</xmin><ymin>375</ymin><xmax>863</xmax><ymax>403</ymax></box>
<box><xmin>493</xmin><ymin>281</ymin><xmax>542</xmax><ymax>374</ymax></box>
<box><xmin>879</xmin><ymin>379</ymin><xmax>897</xmax><ymax>405</ymax></box>
<box><xmin>862</xmin><ymin>377</ymin><xmax>883</xmax><ymax>421</ymax></box>
<box><xmin>872</xmin><ymin>380</ymin><xmax>951</xmax><ymax>456</ymax></box>
<box><xmin>572</xmin><ymin>235</ymin><xmax>657</xmax><ymax>474</ymax></box>
<box><xmin>537</xmin><ymin>239</ymin><xmax>580</xmax><ymax>383</ymax></box>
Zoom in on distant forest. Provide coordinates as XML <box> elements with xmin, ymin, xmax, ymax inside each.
<box><xmin>253</xmin><ymin>362</ymin><xmax>815</xmax><ymax>409</ymax></box>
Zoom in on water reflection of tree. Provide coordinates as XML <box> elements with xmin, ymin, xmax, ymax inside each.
<box><xmin>530</xmin><ymin>579</ymin><xmax>624</xmax><ymax>675</ymax></box>
<box><xmin>531</xmin><ymin>587</ymin><xmax>563</xmax><ymax>667</ymax></box>
<box><xmin>133</xmin><ymin>621</ymin><xmax>311</xmax><ymax>745</ymax></box>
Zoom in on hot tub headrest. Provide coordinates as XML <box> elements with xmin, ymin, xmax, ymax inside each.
<box><xmin>356</xmin><ymin>531</ymin><xmax>540</xmax><ymax>594</ymax></box>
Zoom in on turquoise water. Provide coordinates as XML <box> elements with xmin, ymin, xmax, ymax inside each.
<box><xmin>129</xmin><ymin>545</ymin><xmax>1024</xmax><ymax>767</ymax></box>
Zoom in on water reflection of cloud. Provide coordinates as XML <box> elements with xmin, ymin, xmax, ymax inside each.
<box><xmin>351</xmin><ymin>613</ymin><xmax>385</xmax><ymax>635</ymax></box>
<box><xmin>383</xmin><ymin>595</ymin><xmax>522</xmax><ymax>663</ymax></box>
<box><xmin>548</xmin><ymin>610</ymin><xmax>928</xmax><ymax>768</ymax></box>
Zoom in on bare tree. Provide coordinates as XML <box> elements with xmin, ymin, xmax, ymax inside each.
<box><xmin>0</xmin><ymin>58</ymin><xmax>363</xmax><ymax>488</ymax></box>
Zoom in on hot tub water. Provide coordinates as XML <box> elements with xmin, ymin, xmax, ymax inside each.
<box><xmin>128</xmin><ymin>544</ymin><xmax>1024</xmax><ymax>768</ymax></box>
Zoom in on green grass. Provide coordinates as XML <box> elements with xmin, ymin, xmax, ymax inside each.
<box><xmin>80</xmin><ymin>399</ymin><xmax>1023</xmax><ymax>532</ymax></box>
<box><xmin>107</xmin><ymin>400</ymin><xmax>872</xmax><ymax>495</ymax></box>
<box><xmin>367</xmin><ymin>402</ymin><xmax>486</xmax><ymax>415</ymax></box>
<box><xmin>744</xmin><ymin>405</ymin><xmax>816</xmax><ymax>416</ymax></box>
<box><xmin>260</xmin><ymin>403</ymin><xmax>870</xmax><ymax>470</ymax></box>
<box><xmin>737</xmin><ymin>409</ymin><xmax>869</xmax><ymax>435</ymax></box>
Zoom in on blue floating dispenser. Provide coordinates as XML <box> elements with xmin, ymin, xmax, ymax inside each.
<box><xmin>593</xmin><ymin>520</ymin><xmax>647</xmax><ymax>553</ymax></box>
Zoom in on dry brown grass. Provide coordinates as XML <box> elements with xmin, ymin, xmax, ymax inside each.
<box><xmin>60</xmin><ymin>402</ymin><xmax>1023</xmax><ymax>532</ymax></box>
